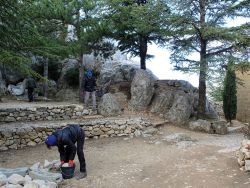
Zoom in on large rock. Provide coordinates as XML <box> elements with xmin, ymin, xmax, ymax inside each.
<box><xmin>7</xmin><ymin>79</ymin><xmax>27</xmax><ymax>96</ymax></box>
<box><xmin>166</xmin><ymin>93</ymin><xmax>194</xmax><ymax>125</ymax></box>
<box><xmin>0</xmin><ymin>167</ymin><xmax>29</xmax><ymax>177</ymax></box>
<box><xmin>29</xmin><ymin>169</ymin><xmax>62</xmax><ymax>183</ymax></box>
<box><xmin>98</xmin><ymin>93</ymin><xmax>122</xmax><ymax>116</ymax></box>
<box><xmin>129</xmin><ymin>70</ymin><xmax>155</xmax><ymax>111</ymax></box>
<box><xmin>211</xmin><ymin>120</ymin><xmax>227</xmax><ymax>135</ymax></box>
<box><xmin>150</xmin><ymin>91</ymin><xmax>174</xmax><ymax>114</ymax></box>
<box><xmin>99</xmin><ymin>60</ymin><xmax>139</xmax><ymax>93</ymax></box>
<box><xmin>188</xmin><ymin>119</ymin><xmax>212</xmax><ymax>133</ymax></box>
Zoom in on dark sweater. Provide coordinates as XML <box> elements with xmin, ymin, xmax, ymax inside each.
<box><xmin>53</xmin><ymin>125</ymin><xmax>83</xmax><ymax>161</ymax></box>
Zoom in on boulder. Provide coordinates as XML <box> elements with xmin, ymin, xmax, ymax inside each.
<box><xmin>7</xmin><ymin>174</ymin><xmax>25</xmax><ymax>185</ymax></box>
<box><xmin>129</xmin><ymin>70</ymin><xmax>155</xmax><ymax>111</ymax></box>
<box><xmin>98</xmin><ymin>93</ymin><xmax>122</xmax><ymax>116</ymax></box>
<box><xmin>0</xmin><ymin>173</ymin><xmax>7</xmax><ymax>186</ymax></box>
<box><xmin>29</xmin><ymin>169</ymin><xmax>62</xmax><ymax>183</ymax></box>
<box><xmin>23</xmin><ymin>182</ymin><xmax>40</xmax><ymax>188</ymax></box>
<box><xmin>189</xmin><ymin>119</ymin><xmax>212</xmax><ymax>133</ymax></box>
<box><xmin>150</xmin><ymin>91</ymin><xmax>174</xmax><ymax>114</ymax></box>
<box><xmin>166</xmin><ymin>93</ymin><xmax>194</xmax><ymax>125</ymax></box>
<box><xmin>99</xmin><ymin>61</ymin><xmax>138</xmax><ymax>93</ymax></box>
<box><xmin>7</xmin><ymin>79</ymin><xmax>26</xmax><ymax>96</ymax></box>
<box><xmin>211</xmin><ymin>120</ymin><xmax>227</xmax><ymax>135</ymax></box>
<box><xmin>0</xmin><ymin>167</ymin><xmax>29</xmax><ymax>177</ymax></box>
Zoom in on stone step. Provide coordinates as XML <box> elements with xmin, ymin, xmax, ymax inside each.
<box><xmin>0</xmin><ymin>116</ymin><xmax>152</xmax><ymax>151</ymax></box>
<box><xmin>0</xmin><ymin>102</ymin><xmax>97</xmax><ymax>124</ymax></box>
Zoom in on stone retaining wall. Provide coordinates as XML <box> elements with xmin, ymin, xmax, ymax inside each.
<box><xmin>0</xmin><ymin>105</ymin><xmax>89</xmax><ymax>123</ymax></box>
<box><xmin>0</xmin><ymin>117</ymin><xmax>152</xmax><ymax>151</ymax></box>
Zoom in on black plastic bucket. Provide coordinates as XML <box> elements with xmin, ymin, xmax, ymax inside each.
<box><xmin>60</xmin><ymin>164</ymin><xmax>75</xmax><ymax>179</ymax></box>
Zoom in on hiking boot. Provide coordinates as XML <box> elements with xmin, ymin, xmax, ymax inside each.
<box><xmin>75</xmin><ymin>172</ymin><xmax>87</xmax><ymax>180</ymax></box>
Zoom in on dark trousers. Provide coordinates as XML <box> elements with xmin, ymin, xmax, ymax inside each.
<box><xmin>64</xmin><ymin>130</ymin><xmax>86</xmax><ymax>172</ymax></box>
<box><xmin>27</xmin><ymin>87</ymin><xmax>34</xmax><ymax>102</ymax></box>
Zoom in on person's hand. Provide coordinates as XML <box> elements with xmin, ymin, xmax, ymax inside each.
<box><xmin>68</xmin><ymin>160</ymin><xmax>74</xmax><ymax>167</ymax></box>
<box><xmin>60</xmin><ymin>160</ymin><xmax>64</xmax><ymax>166</ymax></box>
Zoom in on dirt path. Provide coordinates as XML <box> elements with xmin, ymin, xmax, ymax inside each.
<box><xmin>1</xmin><ymin>125</ymin><xmax>250</xmax><ymax>188</ymax></box>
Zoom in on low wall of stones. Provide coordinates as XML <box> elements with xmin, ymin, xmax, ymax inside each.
<box><xmin>0</xmin><ymin>117</ymin><xmax>152</xmax><ymax>151</ymax></box>
<box><xmin>0</xmin><ymin>105</ymin><xmax>90</xmax><ymax>123</ymax></box>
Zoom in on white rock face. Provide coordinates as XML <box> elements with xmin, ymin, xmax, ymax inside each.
<box><xmin>30</xmin><ymin>162</ymin><xmax>40</xmax><ymax>171</ymax></box>
<box><xmin>23</xmin><ymin>182</ymin><xmax>40</xmax><ymax>188</ymax></box>
<box><xmin>24</xmin><ymin>175</ymin><xmax>32</xmax><ymax>184</ymax></box>
<box><xmin>0</xmin><ymin>173</ymin><xmax>7</xmax><ymax>186</ymax></box>
<box><xmin>5</xmin><ymin>184</ymin><xmax>23</xmax><ymax>188</ymax></box>
<box><xmin>7</xmin><ymin>174</ymin><xmax>25</xmax><ymax>185</ymax></box>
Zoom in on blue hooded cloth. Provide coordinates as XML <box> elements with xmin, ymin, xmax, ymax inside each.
<box><xmin>45</xmin><ymin>135</ymin><xmax>57</xmax><ymax>146</ymax></box>
<box><xmin>87</xmin><ymin>70</ymin><xmax>92</xmax><ymax>78</ymax></box>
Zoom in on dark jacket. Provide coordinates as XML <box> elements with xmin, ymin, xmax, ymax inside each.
<box><xmin>26</xmin><ymin>77</ymin><xmax>37</xmax><ymax>89</ymax></box>
<box><xmin>84</xmin><ymin>77</ymin><xmax>96</xmax><ymax>92</ymax></box>
<box><xmin>53</xmin><ymin>125</ymin><xmax>83</xmax><ymax>161</ymax></box>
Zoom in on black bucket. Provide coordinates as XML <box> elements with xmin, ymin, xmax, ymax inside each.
<box><xmin>60</xmin><ymin>164</ymin><xmax>75</xmax><ymax>179</ymax></box>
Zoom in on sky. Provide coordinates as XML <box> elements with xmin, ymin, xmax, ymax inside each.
<box><xmin>131</xmin><ymin>44</ymin><xmax>199</xmax><ymax>87</ymax></box>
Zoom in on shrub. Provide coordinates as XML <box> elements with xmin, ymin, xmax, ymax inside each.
<box><xmin>65</xmin><ymin>67</ymin><xmax>79</xmax><ymax>87</ymax></box>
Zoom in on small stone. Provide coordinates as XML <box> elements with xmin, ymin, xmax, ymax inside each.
<box><xmin>0</xmin><ymin>173</ymin><xmax>7</xmax><ymax>186</ymax></box>
<box><xmin>8</xmin><ymin>174</ymin><xmax>25</xmax><ymax>185</ymax></box>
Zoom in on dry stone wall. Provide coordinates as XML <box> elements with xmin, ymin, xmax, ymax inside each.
<box><xmin>0</xmin><ymin>105</ymin><xmax>89</xmax><ymax>123</ymax></box>
<box><xmin>0</xmin><ymin>117</ymin><xmax>152</xmax><ymax>151</ymax></box>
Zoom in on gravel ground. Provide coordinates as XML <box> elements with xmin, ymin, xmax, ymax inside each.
<box><xmin>1</xmin><ymin>124</ymin><xmax>250</xmax><ymax>188</ymax></box>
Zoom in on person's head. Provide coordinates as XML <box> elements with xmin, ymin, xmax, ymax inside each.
<box><xmin>45</xmin><ymin>134</ymin><xmax>57</xmax><ymax>149</ymax></box>
<box><xmin>87</xmin><ymin>70</ymin><xmax>92</xmax><ymax>78</ymax></box>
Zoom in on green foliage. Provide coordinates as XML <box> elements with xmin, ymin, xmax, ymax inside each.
<box><xmin>223</xmin><ymin>62</ymin><xmax>237</xmax><ymax>123</ymax></box>
<box><xmin>31</xmin><ymin>59</ymin><xmax>62</xmax><ymax>81</ymax></box>
<box><xmin>168</xmin><ymin>0</ymin><xmax>249</xmax><ymax>117</ymax></box>
<box><xmin>103</xmin><ymin>0</ymin><xmax>170</xmax><ymax>69</ymax></box>
<box><xmin>65</xmin><ymin>67</ymin><xmax>79</xmax><ymax>87</ymax></box>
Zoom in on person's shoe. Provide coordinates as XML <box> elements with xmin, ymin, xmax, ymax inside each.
<box><xmin>75</xmin><ymin>172</ymin><xmax>87</xmax><ymax>180</ymax></box>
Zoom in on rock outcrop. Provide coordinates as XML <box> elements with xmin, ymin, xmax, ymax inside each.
<box><xmin>98</xmin><ymin>93</ymin><xmax>122</xmax><ymax>116</ymax></box>
<box><xmin>129</xmin><ymin>70</ymin><xmax>155</xmax><ymax>111</ymax></box>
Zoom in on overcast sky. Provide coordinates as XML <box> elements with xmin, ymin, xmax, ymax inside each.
<box><xmin>131</xmin><ymin>45</ymin><xmax>199</xmax><ymax>87</ymax></box>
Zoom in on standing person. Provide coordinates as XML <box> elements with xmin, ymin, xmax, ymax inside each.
<box><xmin>84</xmin><ymin>70</ymin><xmax>97</xmax><ymax>110</ymax></box>
<box><xmin>26</xmin><ymin>76</ymin><xmax>37</xmax><ymax>102</ymax></box>
<box><xmin>45</xmin><ymin>124</ymin><xmax>87</xmax><ymax>179</ymax></box>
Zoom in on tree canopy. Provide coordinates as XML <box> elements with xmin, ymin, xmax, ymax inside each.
<box><xmin>168</xmin><ymin>0</ymin><xmax>250</xmax><ymax>117</ymax></box>
<box><xmin>103</xmin><ymin>0</ymin><xmax>170</xmax><ymax>69</ymax></box>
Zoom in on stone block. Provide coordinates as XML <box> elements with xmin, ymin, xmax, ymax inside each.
<box><xmin>0</xmin><ymin>173</ymin><xmax>7</xmax><ymax>186</ymax></box>
<box><xmin>7</xmin><ymin>174</ymin><xmax>25</xmax><ymax>185</ymax></box>
<box><xmin>0</xmin><ymin>167</ymin><xmax>28</xmax><ymax>177</ymax></box>
<box><xmin>29</xmin><ymin>169</ymin><xmax>62</xmax><ymax>183</ymax></box>
<box><xmin>211</xmin><ymin>120</ymin><xmax>227</xmax><ymax>135</ymax></box>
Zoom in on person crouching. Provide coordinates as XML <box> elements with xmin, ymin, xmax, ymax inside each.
<box><xmin>45</xmin><ymin>124</ymin><xmax>87</xmax><ymax>179</ymax></box>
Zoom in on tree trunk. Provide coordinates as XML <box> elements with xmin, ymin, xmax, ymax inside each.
<box><xmin>197</xmin><ymin>0</ymin><xmax>207</xmax><ymax>118</ymax></box>
<box><xmin>43</xmin><ymin>58</ymin><xmax>48</xmax><ymax>99</ymax></box>
<box><xmin>79</xmin><ymin>54</ymin><xmax>84</xmax><ymax>103</ymax></box>
<box><xmin>139</xmin><ymin>35</ymin><xmax>147</xmax><ymax>70</ymax></box>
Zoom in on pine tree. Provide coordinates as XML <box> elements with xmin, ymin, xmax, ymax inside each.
<box><xmin>223</xmin><ymin>62</ymin><xmax>237</xmax><ymax>123</ymax></box>
<box><xmin>103</xmin><ymin>0</ymin><xmax>170</xmax><ymax>70</ymax></box>
<box><xmin>168</xmin><ymin>0</ymin><xmax>249</xmax><ymax>118</ymax></box>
